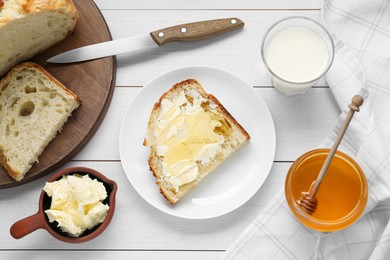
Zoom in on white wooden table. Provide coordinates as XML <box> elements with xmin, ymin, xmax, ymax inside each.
<box><xmin>0</xmin><ymin>1</ymin><xmax>341</xmax><ymax>259</ymax></box>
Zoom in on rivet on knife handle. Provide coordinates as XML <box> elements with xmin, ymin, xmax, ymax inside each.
<box><xmin>150</xmin><ymin>18</ymin><xmax>245</xmax><ymax>46</ymax></box>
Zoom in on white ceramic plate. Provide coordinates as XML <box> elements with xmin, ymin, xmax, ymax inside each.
<box><xmin>119</xmin><ymin>66</ymin><xmax>275</xmax><ymax>219</ymax></box>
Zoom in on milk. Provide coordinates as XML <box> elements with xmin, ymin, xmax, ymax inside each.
<box><xmin>264</xmin><ymin>25</ymin><xmax>331</xmax><ymax>94</ymax></box>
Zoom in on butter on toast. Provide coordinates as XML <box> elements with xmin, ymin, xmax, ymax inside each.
<box><xmin>144</xmin><ymin>79</ymin><xmax>250</xmax><ymax>204</ymax></box>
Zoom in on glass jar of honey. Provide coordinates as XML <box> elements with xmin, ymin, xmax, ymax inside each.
<box><xmin>285</xmin><ymin>149</ymin><xmax>368</xmax><ymax>232</ymax></box>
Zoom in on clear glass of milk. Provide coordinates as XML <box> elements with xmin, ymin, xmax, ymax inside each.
<box><xmin>261</xmin><ymin>16</ymin><xmax>334</xmax><ymax>95</ymax></box>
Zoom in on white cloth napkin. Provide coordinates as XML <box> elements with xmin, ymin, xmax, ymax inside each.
<box><xmin>221</xmin><ymin>0</ymin><xmax>390</xmax><ymax>259</ymax></box>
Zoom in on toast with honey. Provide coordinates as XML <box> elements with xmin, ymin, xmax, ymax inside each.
<box><xmin>144</xmin><ymin>79</ymin><xmax>250</xmax><ymax>204</ymax></box>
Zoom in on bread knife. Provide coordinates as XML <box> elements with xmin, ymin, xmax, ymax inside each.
<box><xmin>47</xmin><ymin>18</ymin><xmax>244</xmax><ymax>63</ymax></box>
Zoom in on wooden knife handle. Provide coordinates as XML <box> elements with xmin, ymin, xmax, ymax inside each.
<box><xmin>150</xmin><ymin>18</ymin><xmax>244</xmax><ymax>46</ymax></box>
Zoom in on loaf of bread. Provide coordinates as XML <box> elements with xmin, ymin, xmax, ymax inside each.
<box><xmin>0</xmin><ymin>62</ymin><xmax>81</xmax><ymax>181</ymax></box>
<box><xmin>0</xmin><ymin>0</ymin><xmax>78</xmax><ymax>76</ymax></box>
<box><xmin>144</xmin><ymin>79</ymin><xmax>250</xmax><ymax>204</ymax></box>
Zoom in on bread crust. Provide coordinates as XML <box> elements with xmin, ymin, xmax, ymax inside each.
<box><xmin>0</xmin><ymin>0</ymin><xmax>78</xmax><ymax>24</ymax></box>
<box><xmin>0</xmin><ymin>0</ymin><xmax>78</xmax><ymax>76</ymax></box>
<box><xmin>0</xmin><ymin>62</ymin><xmax>80</xmax><ymax>181</ymax></box>
<box><xmin>17</xmin><ymin>62</ymin><xmax>81</xmax><ymax>105</ymax></box>
<box><xmin>144</xmin><ymin>79</ymin><xmax>250</xmax><ymax>204</ymax></box>
<box><xmin>23</xmin><ymin>0</ymin><xmax>77</xmax><ymax>14</ymax></box>
<box><xmin>0</xmin><ymin>147</ymin><xmax>19</xmax><ymax>181</ymax></box>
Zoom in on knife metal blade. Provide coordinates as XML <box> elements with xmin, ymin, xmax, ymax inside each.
<box><xmin>47</xmin><ymin>33</ymin><xmax>156</xmax><ymax>63</ymax></box>
<box><xmin>47</xmin><ymin>17</ymin><xmax>244</xmax><ymax>63</ymax></box>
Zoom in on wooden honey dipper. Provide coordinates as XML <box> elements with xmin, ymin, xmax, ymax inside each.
<box><xmin>298</xmin><ymin>95</ymin><xmax>364</xmax><ymax>215</ymax></box>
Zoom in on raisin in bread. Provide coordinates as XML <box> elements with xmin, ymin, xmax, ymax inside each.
<box><xmin>144</xmin><ymin>79</ymin><xmax>250</xmax><ymax>204</ymax></box>
<box><xmin>0</xmin><ymin>62</ymin><xmax>80</xmax><ymax>181</ymax></box>
<box><xmin>0</xmin><ymin>0</ymin><xmax>78</xmax><ymax>76</ymax></box>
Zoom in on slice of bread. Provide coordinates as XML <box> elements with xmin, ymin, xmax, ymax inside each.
<box><xmin>0</xmin><ymin>0</ymin><xmax>78</xmax><ymax>76</ymax></box>
<box><xmin>144</xmin><ymin>79</ymin><xmax>250</xmax><ymax>204</ymax></box>
<box><xmin>0</xmin><ymin>62</ymin><xmax>80</xmax><ymax>181</ymax></box>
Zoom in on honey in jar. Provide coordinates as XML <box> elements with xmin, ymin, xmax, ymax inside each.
<box><xmin>285</xmin><ymin>149</ymin><xmax>368</xmax><ymax>232</ymax></box>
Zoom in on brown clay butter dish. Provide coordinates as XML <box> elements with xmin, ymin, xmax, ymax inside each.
<box><xmin>10</xmin><ymin>167</ymin><xmax>118</xmax><ymax>243</ymax></box>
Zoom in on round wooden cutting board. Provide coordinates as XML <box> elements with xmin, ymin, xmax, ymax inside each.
<box><xmin>0</xmin><ymin>0</ymin><xmax>116</xmax><ymax>188</ymax></box>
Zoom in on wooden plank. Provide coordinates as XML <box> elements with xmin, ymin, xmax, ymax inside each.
<box><xmin>0</xmin><ymin>1</ymin><xmax>340</xmax><ymax>258</ymax></box>
<box><xmin>0</xmin><ymin>250</ymin><xmax>222</xmax><ymax>260</ymax></box>
<box><xmin>74</xmin><ymin>87</ymin><xmax>340</xmax><ymax>162</ymax></box>
<box><xmin>97</xmin><ymin>9</ymin><xmax>326</xmax><ymax>86</ymax></box>
<box><xmin>94</xmin><ymin>0</ymin><xmax>321</xmax><ymax>10</ymax></box>
<box><xmin>0</xmin><ymin>161</ymin><xmax>288</xmax><ymax>250</ymax></box>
